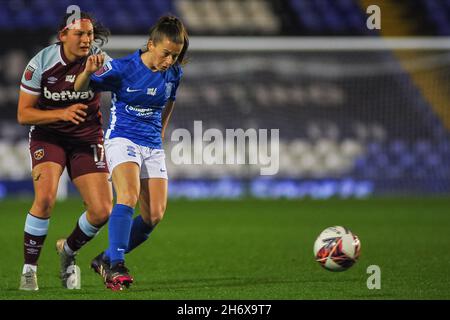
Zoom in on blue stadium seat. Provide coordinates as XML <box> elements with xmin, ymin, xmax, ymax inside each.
<box><xmin>399</xmin><ymin>152</ymin><xmax>416</xmax><ymax>168</ymax></box>
<box><xmin>0</xmin><ymin>10</ymin><xmax>10</xmax><ymax>28</ymax></box>
<box><xmin>300</xmin><ymin>11</ymin><xmax>323</xmax><ymax>31</ymax></box>
<box><xmin>152</xmin><ymin>0</ymin><xmax>173</xmax><ymax>13</ymax></box>
<box><xmin>415</xmin><ymin>140</ymin><xmax>432</xmax><ymax>154</ymax></box>
<box><xmin>346</xmin><ymin>11</ymin><xmax>364</xmax><ymax>30</ymax></box>
<box><xmin>320</xmin><ymin>1</ymin><xmax>346</xmax><ymax>32</ymax></box>
<box><xmin>288</xmin><ymin>0</ymin><xmax>367</xmax><ymax>34</ymax></box>
<box><xmin>337</xmin><ymin>0</ymin><xmax>357</xmax><ymax>10</ymax></box>
<box><xmin>438</xmin><ymin>141</ymin><xmax>450</xmax><ymax>153</ymax></box>
<box><xmin>420</xmin><ymin>0</ymin><xmax>450</xmax><ymax>35</ymax></box>
<box><xmin>424</xmin><ymin>153</ymin><xmax>441</xmax><ymax>167</ymax></box>
<box><xmin>14</xmin><ymin>11</ymin><xmax>35</xmax><ymax>29</ymax></box>
<box><xmin>423</xmin><ymin>0</ymin><xmax>441</xmax><ymax>10</ymax></box>
<box><xmin>389</xmin><ymin>140</ymin><xmax>407</xmax><ymax>154</ymax></box>
<box><xmin>290</xmin><ymin>0</ymin><xmax>320</xmax><ymax>32</ymax></box>
<box><xmin>32</xmin><ymin>0</ymin><xmax>51</xmax><ymax>10</ymax></box>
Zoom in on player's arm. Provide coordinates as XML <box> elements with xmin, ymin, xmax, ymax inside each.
<box><xmin>161</xmin><ymin>100</ymin><xmax>175</xmax><ymax>140</ymax></box>
<box><xmin>74</xmin><ymin>54</ymin><xmax>105</xmax><ymax>91</ymax></box>
<box><xmin>17</xmin><ymin>90</ymin><xmax>88</xmax><ymax>125</ymax></box>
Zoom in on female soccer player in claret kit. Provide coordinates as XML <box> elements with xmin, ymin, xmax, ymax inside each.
<box><xmin>74</xmin><ymin>15</ymin><xmax>189</xmax><ymax>291</ymax></box>
<box><xmin>17</xmin><ymin>12</ymin><xmax>113</xmax><ymax>291</ymax></box>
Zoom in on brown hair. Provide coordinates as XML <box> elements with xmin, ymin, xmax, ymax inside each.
<box><xmin>58</xmin><ymin>11</ymin><xmax>110</xmax><ymax>46</ymax></box>
<box><xmin>148</xmin><ymin>15</ymin><xmax>189</xmax><ymax>65</ymax></box>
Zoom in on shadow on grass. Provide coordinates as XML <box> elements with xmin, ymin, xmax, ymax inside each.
<box><xmin>130</xmin><ymin>276</ymin><xmax>357</xmax><ymax>292</ymax></box>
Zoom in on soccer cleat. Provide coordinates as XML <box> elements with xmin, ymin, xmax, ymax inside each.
<box><xmin>105</xmin><ymin>262</ymin><xmax>134</xmax><ymax>291</ymax></box>
<box><xmin>90</xmin><ymin>252</ymin><xmax>110</xmax><ymax>284</ymax></box>
<box><xmin>19</xmin><ymin>268</ymin><xmax>39</xmax><ymax>291</ymax></box>
<box><xmin>56</xmin><ymin>238</ymin><xmax>81</xmax><ymax>289</ymax></box>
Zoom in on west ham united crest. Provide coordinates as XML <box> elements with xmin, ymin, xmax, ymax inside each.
<box><xmin>34</xmin><ymin>148</ymin><xmax>45</xmax><ymax>160</ymax></box>
<box><xmin>24</xmin><ymin>65</ymin><xmax>35</xmax><ymax>81</ymax></box>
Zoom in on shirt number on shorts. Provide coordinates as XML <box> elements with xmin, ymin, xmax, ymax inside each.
<box><xmin>90</xmin><ymin>144</ymin><xmax>105</xmax><ymax>163</ymax></box>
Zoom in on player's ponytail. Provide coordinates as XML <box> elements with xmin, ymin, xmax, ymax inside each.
<box><xmin>148</xmin><ymin>15</ymin><xmax>189</xmax><ymax>65</ymax></box>
<box><xmin>57</xmin><ymin>11</ymin><xmax>110</xmax><ymax>46</ymax></box>
<box><xmin>178</xmin><ymin>33</ymin><xmax>189</xmax><ymax>66</ymax></box>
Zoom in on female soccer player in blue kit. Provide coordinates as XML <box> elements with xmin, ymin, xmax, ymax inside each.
<box><xmin>75</xmin><ymin>15</ymin><xmax>189</xmax><ymax>290</ymax></box>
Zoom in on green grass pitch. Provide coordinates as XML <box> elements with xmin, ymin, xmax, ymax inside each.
<box><xmin>0</xmin><ymin>197</ymin><xmax>449</xmax><ymax>300</ymax></box>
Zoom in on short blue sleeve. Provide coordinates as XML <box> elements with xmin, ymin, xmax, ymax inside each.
<box><xmin>89</xmin><ymin>59</ymin><xmax>122</xmax><ymax>93</ymax></box>
<box><xmin>168</xmin><ymin>65</ymin><xmax>183</xmax><ymax>101</ymax></box>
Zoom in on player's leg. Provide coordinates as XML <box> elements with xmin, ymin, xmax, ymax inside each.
<box><xmin>95</xmin><ymin>138</ymin><xmax>143</xmax><ymax>289</ymax></box>
<box><xmin>20</xmin><ymin>162</ymin><xmax>63</xmax><ymax>291</ymax></box>
<box><xmin>126</xmin><ymin>177</ymin><xmax>168</xmax><ymax>254</ymax></box>
<box><xmin>20</xmin><ymin>140</ymin><xmax>65</xmax><ymax>291</ymax></box>
<box><xmin>26</xmin><ymin>162</ymin><xmax>63</xmax><ymax>259</ymax></box>
<box><xmin>126</xmin><ymin>148</ymin><xmax>168</xmax><ymax>254</ymax></box>
<box><xmin>107</xmin><ymin>161</ymin><xmax>140</xmax><ymax>263</ymax></box>
<box><xmin>55</xmin><ymin>143</ymin><xmax>112</xmax><ymax>289</ymax></box>
<box><xmin>99</xmin><ymin>162</ymin><xmax>139</xmax><ymax>290</ymax></box>
<box><xmin>65</xmin><ymin>172</ymin><xmax>112</xmax><ymax>254</ymax></box>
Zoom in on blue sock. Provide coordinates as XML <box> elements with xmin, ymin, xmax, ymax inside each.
<box><xmin>126</xmin><ymin>215</ymin><xmax>155</xmax><ymax>254</ymax></box>
<box><xmin>106</xmin><ymin>204</ymin><xmax>134</xmax><ymax>267</ymax></box>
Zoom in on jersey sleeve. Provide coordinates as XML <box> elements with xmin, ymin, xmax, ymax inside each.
<box><xmin>20</xmin><ymin>54</ymin><xmax>42</xmax><ymax>96</ymax></box>
<box><xmin>89</xmin><ymin>58</ymin><xmax>122</xmax><ymax>93</ymax></box>
<box><xmin>91</xmin><ymin>46</ymin><xmax>114</xmax><ymax>64</ymax></box>
<box><xmin>168</xmin><ymin>65</ymin><xmax>184</xmax><ymax>101</ymax></box>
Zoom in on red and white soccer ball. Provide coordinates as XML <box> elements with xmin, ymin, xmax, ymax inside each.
<box><xmin>314</xmin><ymin>226</ymin><xmax>361</xmax><ymax>271</ymax></box>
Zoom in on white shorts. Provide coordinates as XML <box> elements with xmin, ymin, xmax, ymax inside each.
<box><xmin>105</xmin><ymin>137</ymin><xmax>168</xmax><ymax>180</ymax></box>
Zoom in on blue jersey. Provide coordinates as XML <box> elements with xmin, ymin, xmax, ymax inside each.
<box><xmin>90</xmin><ymin>49</ymin><xmax>183</xmax><ymax>149</ymax></box>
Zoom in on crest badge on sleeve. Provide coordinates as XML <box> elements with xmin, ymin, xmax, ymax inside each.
<box><xmin>25</xmin><ymin>65</ymin><xmax>36</xmax><ymax>81</ymax></box>
<box><xmin>94</xmin><ymin>63</ymin><xmax>111</xmax><ymax>76</ymax></box>
<box><xmin>164</xmin><ymin>83</ymin><xmax>173</xmax><ymax>100</ymax></box>
<box><xmin>34</xmin><ymin>148</ymin><xmax>45</xmax><ymax>161</ymax></box>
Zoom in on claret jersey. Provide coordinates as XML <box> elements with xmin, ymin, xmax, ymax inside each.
<box><xmin>20</xmin><ymin>43</ymin><xmax>106</xmax><ymax>143</ymax></box>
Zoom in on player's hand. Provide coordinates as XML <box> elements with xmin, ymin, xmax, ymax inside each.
<box><xmin>60</xmin><ymin>103</ymin><xmax>88</xmax><ymax>125</ymax></box>
<box><xmin>85</xmin><ymin>54</ymin><xmax>105</xmax><ymax>74</ymax></box>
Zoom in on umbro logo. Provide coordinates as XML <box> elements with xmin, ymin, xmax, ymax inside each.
<box><xmin>96</xmin><ymin>161</ymin><xmax>106</xmax><ymax>169</ymax></box>
<box><xmin>48</xmin><ymin>76</ymin><xmax>58</xmax><ymax>84</ymax></box>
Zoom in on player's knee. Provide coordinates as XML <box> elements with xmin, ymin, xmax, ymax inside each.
<box><xmin>117</xmin><ymin>192</ymin><xmax>139</xmax><ymax>208</ymax></box>
<box><xmin>150</xmin><ymin>204</ymin><xmax>166</xmax><ymax>225</ymax></box>
<box><xmin>33</xmin><ymin>194</ymin><xmax>57</xmax><ymax>216</ymax></box>
<box><xmin>87</xmin><ymin>202</ymin><xmax>112</xmax><ymax>226</ymax></box>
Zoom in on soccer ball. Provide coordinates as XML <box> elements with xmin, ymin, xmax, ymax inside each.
<box><xmin>313</xmin><ymin>226</ymin><xmax>361</xmax><ymax>271</ymax></box>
